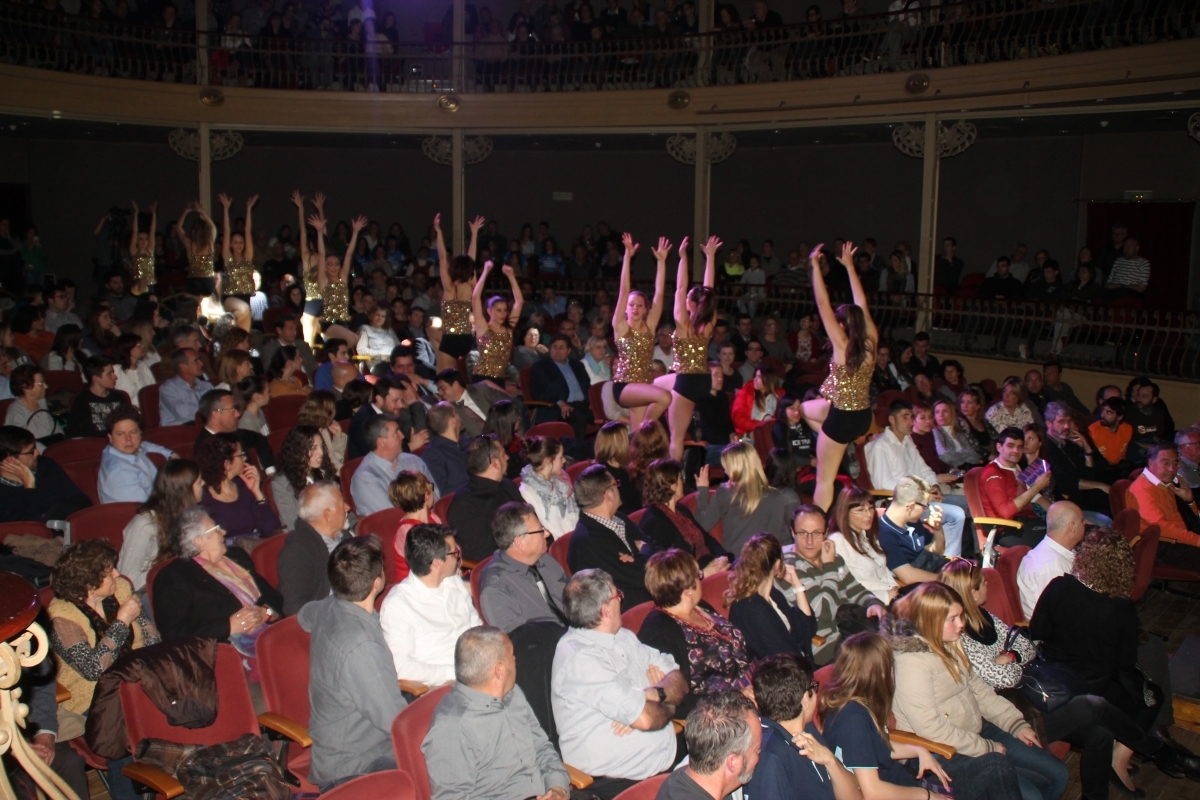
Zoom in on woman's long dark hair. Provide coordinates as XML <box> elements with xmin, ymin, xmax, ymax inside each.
<box><xmin>138</xmin><ymin>459</ymin><xmax>201</xmax><ymax>565</ymax></box>
<box><xmin>482</xmin><ymin>399</ymin><xmax>521</xmax><ymax>450</ymax></box>
<box><xmin>831</xmin><ymin>484</ymin><xmax>884</xmax><ymax>557</ymax></box>
<box><xmin>268</xmin><ymin>345</ymin><xmax>298</xmax><ymax>381</ymax></box>
<box><xmin>51</xmin><ymin>324</ymin><xmax>83</xmax><ymax>361</ymax></box>
<box><xmin>687</xmin><ymin>286</ymin><xmax>716</xmax><ymax>333</ymax></box>
<box><xmin>278</xmin><ymin>424</ymin><xmax>335</xmax><ymax>494</ymax></box>
<box><xmin>835</xmin><ymin>303</ymin><xmax>872</xmax><ymax>374</ymax></box>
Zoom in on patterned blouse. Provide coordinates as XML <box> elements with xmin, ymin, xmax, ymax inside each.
<box><xmin>985</xmin><ymin>402</ymin><xmax>1035</xmax><ymax>436</ymax></box>
<box><xmin>665</xmin><ymin>607</ymin><xmax>750</xmax><ymax>697</ymax></box>
<box><xmin>962</xmin><ymin>609</ymin><xmax>1037</xmax><ymax>690</ymax></box>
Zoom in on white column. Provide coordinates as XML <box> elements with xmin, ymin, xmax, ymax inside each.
<box><xmin>916</xmin><ymin>113</ymin><xmax>940</xmax><ymax>332</ymax></box>
<box><xmin>693</xmin><ymin>128</ymin><xmax>710</xmax><ymax>280</ymax></box>
<box><xmin>452</xmin><ymin>129</ymin><xmax>465</xmax><ymax>255</ymax></box>
<box><xmin>198</xmin><ymin>122</ymin><xmax>212</xmax><ymax>218</ymax></box>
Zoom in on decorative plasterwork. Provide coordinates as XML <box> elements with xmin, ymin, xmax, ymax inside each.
<box><xmin>892</xmin><ymin>120</ymin><xmax>978</xmax><ymax>158</ymax></box>
<box><xmin>421</xmin><ymin>135</ymin><xmax>494</xmax><ymax>165</ymax></box>
<box><xmin>665</xmin><ymin>132</ymin><xmax>738</xmax><ymax>165</ymax></box>
<box><xmin>1188</xmin><ymin>112</ymin><xmax>1200</xmax><ymax>144</ymax></box>
<box><xmin>168</xmin><ymin>128</ymin><xmax>244</xmax><ymax>161</ymax></box>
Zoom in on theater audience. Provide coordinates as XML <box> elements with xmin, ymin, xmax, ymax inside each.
<box><xmin>938</xmin><ymin>560</ymin><xmax>1036</xmax><ymax>690</ymax></box>
<box><xmin>959</xmin><ymin>385</ymin><xmax>994</xmax><ymax>453</ymax></box>
<box><xmin>694</xmin><ymin>362</ymin><xmax>736</xmax><ymax>467</ymax></box>
<box><xmin>1015</xmin><ymin>501</ymin><xmax>1084</xmax><ymax>618</ymax></box>
<box><xmin>638</xmin><ymin>458</ymin><xmax>729</xmax><ymax>571</ymax></box>
<box><xmin>299</xmin><ymin>536</ymin><xmax>407</xmax><ymax>791</ymax></box>
<box><xmin>214</xmin><ymin>349</ymin><xmax>253</xmax><ymax>392</ymax></box>
<box><xmin>1040</xmin><ymin>401</ymin><xmax>1113</xmax><ymax>524</ymax></box>
<box><xmin>482</xmin><ymin>399</ymin><xmax>525</xmax><ymax>479</ymax></box>
<box><xmin>435</xmin><ymin>369</ymin><xmax>508</xmax><ymax>441</ymax></box>
<box><xmin>1127</xmin><ymin>442</ymin><xmax>1200</xmax><ymax>546</ymax></box>
<box><xmin>519</xmin><ymin>435</ymin><xmax>579</xmax><ymax>540</ymax></box>
<box><xmin>117</xmin><ymin>459</ymin><xmax>201</xmax><ymax>593</ymax></box>
<box><xmin>985</xmin><ymin>377</ymin><xmax>1037</xmax><ymax>435</ymax></box>
<box><xmin>530</xmin><ymin>335</ymin><xmax>592</xmax><ymax>444</ymax></box>
<box><xmin>270</xmin><ymin>425</ymin><xmax>337</xmax><ymax>530</ymax></box>
<box><xmin>552</xmin><ymin>569</ymin><xmax>687</xmax><ymax>798</ymax></box>
<box><xmin>637</xmin><ymin>549</ymin><xmax>749</xmax><ymax>717</ymax></box>
<box><xmin>694</xmin><ymin>442</ymin><xmax>796</xmax><ymax>554</ymax></box>
<box><xmin>260</xmin><ymin>313</ymin><xmax>316</xmax><ymax>377</ymax></box>
<box><xmin>41</xmin><ymin>323</ymin><xmax>82</xmax><ymax>374</ymax></box>
<box><xmin>278</xmin><ymin>481</ymin><xmax>349</xmax><ymax>615</ymax></box>
<box><xmin>350</xmin><ymin>414</ymin><xmax>436</xmax><ymax>517</ymax></box>
<box><xmin>5</xmin><ymin>364</ymin><xmax>57</xmax><ymax>449</ymax></box>
<box><xmin>385</xmin><ymin>471</ymin><xmax>442</xmax><ymax>582</ymax></box>
<box><xmin>381</xmin><ymin>523</ymin><xmax>481</xmax><ymax>685</ymax></box>
<box><xmin>931</xmin><ymin>397</ymin><xmax>984</xmax><ymax>470</ymax></box>
<box><xmin>66</xmin><ymin>356</ymin><xmax>130</xmax><ymax>438</ymax></box>
<box><xmin>424</xmin><ymin>625</ymin><xmax>570</xmax><ymax>800</ymax></box>
<box><xmin>827</xmin><ymin>485</ymin><xmax>900</xmax><ymax>605</ymax></box>
<box><xmin>421</xmin><ymin>401</ymin><xmax>469</xmax><ymax>496</ymax></box>
<box><xmin>566</xmin><ymin>465</ymin><xmax>651</xmax><ymax>611</ymax></box>
<box><xmin>97</xmin><ymin>405</ymin><xmax>175</xmax><ymax>503</ymax></box>
<box><xmin>195</xmin><ymin>431</ymin><xmax>281</xmax><ymax>544</ymax></box>
<box><xmin>152</xmin><ymin>505</ymin><xmax>282</xmax><ymax>643</ymax></box>
<box><xmin>267</xmin><ymin>345</ymin><xmax>311</xmax><ymax>397</ymax></box>
<box><xmin>980</xmin><ymin>427</ymin><xmax>1053</xmax><ymax>547</ymax></box>
<box><xmin>158</xmin><ymin>348</ymin><xmax>214</xmax><ymax>426</ymax></box>
<box><xmin>0</xmin><ymin>425</ymin><xmax>91</xmax><ymax>522</ymax></box>
<box><xmin>113</xmin><ymin>332</ymin><xmax>156</xmax><ymax>407</ymax></box>
<box><xmin>236</xmin><ymin>375</ymin><xmax>271</xmax><ymax>436</ymax></box>
<box><xmin>878</xmin><ymin>477</ymin><xmax>949</xmax><ymax>584</ymax></box>
<box><xmin>479</xmin><ymin>501</ymin><xmax>569</xmax><ymax>632</ymax></box>
<box><xmin>1089</xmin><ymin>397</ymin><xmax>1133</xmax><ymax>467</ymax></box>
<box><xmin>655</xmin><ymin>691</ymin><xmax>761</xmax><ymax>800</ymax></box>
<box><xmin>296</xmin><ymin>390</ymin><xmax>349</xmax><ymax>470</ymax></box>
<box><xmin>447</xmin><ymin>435</ymin><xmax>525</xmax><ymax>562</ymax></box>
<box><xmin>727</xmin><ymin>533</ymin><xmax>815</xmax><ymax>660</ymax></box>
<box><xmin>347</xmin><ymin>378</ymin><xmax>406</xmax><ymax>461</ymax></box>
<box><xmin>196</xmin><ymin>388</ymin><xmax>277</xmax><ymax>474</ymax></box>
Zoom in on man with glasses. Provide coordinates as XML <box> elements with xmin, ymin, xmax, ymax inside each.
<box><xmin>736</xmin><ymin>339</ymin><xmax>766</xmax><ymax>384</ymax></box>
<box><xmin>566</xmin><ymin>465</ymin><xmax>652</xmax><ymax>612</ymax></box>
<box><xmin>479</xmin><ymin>501</ymin><xmax>569</xmax><ymax>633</ymax></box>
<box><xmin>381</xmin><ymin>523</ymin><xmax>481</xmax><ymax>686</ymax></box>
<box><xmin>552</xmin><ymin>569</ymin><xmax>687</xmax><ymax>799</ymax></box>
<box><xmin>0</xmin><ymin>423</ymin><xmax>92</xmax><ymax>522</ymax></box>
<box><xmin>879</xmin><ymin>476</ymin><xmax>950</xmax><ymax>585</ymax></box>
<box><xmin>350</xmin><ymin>414</ymin><xmax>437</xmax><ymax>517</ymax></box>
<box><xmin>1174</xmin><ymin>427</ymin><xmax>1200</xmax><ymax>490</ymax></box>
<box><xmin>195</xmin><ymin>388</ymin><xmax>276</xmax><ymax>474</ymax></box>
<box><xmin>159</xmin><ymin>347</ymin><xmax>215</xmax><ymax>426</ymax></box>
<box><xmin>781</xmin><ymin>505</ymin><xmax>884</xmax><ymax>666</ymax></box>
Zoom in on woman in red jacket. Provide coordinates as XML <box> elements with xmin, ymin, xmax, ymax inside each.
<box><xmin>732</xmin><ymin>367</ymin><xmax>783</xmax><ymax>437</ymax></box>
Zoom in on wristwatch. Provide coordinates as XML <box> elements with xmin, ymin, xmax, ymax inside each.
<box><xmin>655</xmin><ymin>687</ymin><xmax>667</xmax><ymax>704</ymax></box>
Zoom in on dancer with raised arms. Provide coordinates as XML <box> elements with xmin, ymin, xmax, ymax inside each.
<box><xmin>176</xmin><ymin>201</ymin><xmax>218</xmax><ymax>300</ymax></box>
<box><xmin>433</xmin><ymin>212</ymin><xmax>485</xmax><ymax>373</ymax></box>
<box><xmin>128</xmin><ymin>200</ymin><xmax>157</xmax><ymax>293</ymax></box>
<box><xmin>217</xmin><ymin>192</ymin><xmax>258</xmax><ymax>332</ymax></box>
<box><xmin>471</xmin><ymin>259</ymin><xmax>524</xmax><ymax>385</ymax></box>
<box><xmin>612</xmin><ymin>232</ymin><xmax>672</xmax><ymax>430</ymax></box>
<box><xmin>312</xmin><ymin>212</ymin><xmax>364</xmax><ymax>348</ymax></box>
<box><xmin>292</xmin><ymin>190</ymin><xmax>327</xmax><ymax>346</ymax></box>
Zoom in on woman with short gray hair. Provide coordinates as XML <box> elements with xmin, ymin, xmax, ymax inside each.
<box><xmin>152</xmin><ymin>505</ymin><xmax>283</xmax><ymax>648</ymax></box>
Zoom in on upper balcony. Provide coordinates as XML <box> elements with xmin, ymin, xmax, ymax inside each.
<box><xmin>1</xmin><ymin>0</ymin><xmax>1198</xmax><ymax>130</ymax></box>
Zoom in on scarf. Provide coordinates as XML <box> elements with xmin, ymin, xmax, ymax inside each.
<box><xmin>519</xmin><ymin>464</ymin><xmax>576</xmax><ymax>521</ymax></box>
<box><xmin>194</xmin><ymin>554</ymin><xmax>261</xmax><ymax>609</ymax></box>
<box><xmin>658</xmin><ymin>503</ymin><xmax>711</xmax><ymax>559</ymax></box>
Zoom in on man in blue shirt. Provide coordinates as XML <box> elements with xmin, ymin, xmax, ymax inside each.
<box><xmin>878</xmin><ymin>476</ymin><xmax>949</xmax><ymax>585</ymax></box>
<box><xmin>529</xmin><ymin>336</ymin><xmax>591</xmax><ymax>451</ymax></box>
<box><xmin>350</xmin><ymin>413</ymin><xmax>438</xmax><ymax>516</ymax></box>
<box><xmin>313</xmin><ymin>338</ymin><xmax>350</xmax><ymax>391</ymax></box>
<box><xmin>98</xmin><ymin>405</ymin><xmax>175</xmax><ymax>503</ymax></box>
<box><xmin>745</xmin><ymin>654</ymin><xmax>860</xmax><ymax>800</ymax></box>
<box><xmin>158</xmin><ymin>348</ymin><xmax>214</xmax><ymax>426</ymax></box>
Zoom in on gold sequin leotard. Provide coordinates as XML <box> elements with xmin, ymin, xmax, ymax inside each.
<box><xmin>321</xmin><ymin>281</ymin><xmax>349</xmax><ymax>323</ymax></box>
<box><xmin>441</xmin><ymin>299</ymin><xmax>471</xmax><ymax>335</ymax></box>
<box><xmin>820</xmin><ymin>356</ymin><xmax>876</xmax><ymax>411</ymax></box>
<box><xmin>188</xmin><ymin>252</ymin><xmax>214</xmax><ymax>278</ymax></box>
<box><xmin>132</xmin><ymin>253</ymin><xmax>155</xmax><ymax>286</ymax></box>
<box><xmin>304</xmin><ymin>265</ymin><xmax>322</xmax><ymax>305</ymax></box>
<box><xmin>475</xmin><ymin>327</ymin><xmax>513</xmax><ymax>379</ymax></box>
<box><xmin>224</xmin><ymin>258</ymin><xmax>256</xmax><ymax>296</ymax></box>
<box><xmin>671</xmin><ymin>333</ymin><xmax>710</xmax><ymax>375</ymax></box>
<box><xmin>614</xmin><ymin>329</ymin><xmax>654</xmax><ymax>384</ymax></box>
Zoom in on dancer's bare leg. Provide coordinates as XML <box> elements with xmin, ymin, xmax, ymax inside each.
<box><xmin>301</xmin><ymin>312</ymin><xmax>321</xmax><ymax>347</ymax></box>
<box><xmin>812</xmin><ymin>432</ymin><xmax>847</xmax><ymax>512</ymax></box>
<box><xmin>801</xmin><ymin>397</ymin><xmax>831</xmax><ymax>432</ymax></box>
<box><xmin>324</xmin><ymin>323</ymin><xmax>358</xmax><ymax>349</ymax></box>
<box><xmin>619</xmin><ymin>383</ymin><xmax>672</xmax><ymax>430</ymax></box>
<box><xmin>436</xmin><ymin>351</ymin><xmax>458</xmax><ymax>372</ymax></box>
<box><xmin>655</xmin><ymin>373</ymin><xmax>691</xmax><ymax>461</ymax></box>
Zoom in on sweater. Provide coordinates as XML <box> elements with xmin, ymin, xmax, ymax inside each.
<box><xmin>199</xmin><ymin>477</ymin><xmax>282</xmax><ymax>542</ymax></box>
<box><xmin>694</xmin><ymin>485</ymin><xmax>798</xmax><ymax>555</ymax></box>
<box><xmin>781</xmin><ymin>551</ymin><xmax>880</xmax><ymax>663</ymax></box>
<box><xmin>728</xmin><ymin>588</ymin><xmax>816</xmax><ymax>660</ymax></box>
<box><xmin>1126</xmin><ymin>472</ymin><xmax>1200</xmax><ymax>546</ymax></box>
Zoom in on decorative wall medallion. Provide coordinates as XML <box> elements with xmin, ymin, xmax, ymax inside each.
<box><xmin>892</xmin><ymin>120</ymin><xmax>977</xmax><ymax>158</ymax></box>
<box><xmin>168</xmin><ymin>128</ymin><xmax>243</xmax><ymax>161</ymax></box>
<box><xmin>199</xmin><ymin>87</ymin><xmax>225</xmax><ymax>107</ymax></box>
<box><xmin>665</xmin><ymin>132</ymin><xmax>737</xmax><ymax>164</ymax></box>
<box><xmin>1189</xmin><ymin>112</ymin><xmax>1200</xmax><ymax>144</ymax></box>
<box><xmin>668</xmin><ymin>90</ymin><xmax>691</xmax><ymax>110</ymax></box>
<box><xmin>437</xmin><ymin>94</ymin><xmax>461</xmax><ymax>112</ymax></box>
<box><xmin>421</xmin><ymin>135</ymin><xmax>494</xmax><ymax>165</ymax></box>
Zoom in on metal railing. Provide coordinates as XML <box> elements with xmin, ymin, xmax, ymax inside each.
<box><xmin>494</xmin><ymin>277</ymin><xmax>1200</xmax><ymax>382</ymax></box>
<box><xmin>0</xmin><ymin>0</ymin><xmax>1194</xmax><ymax>92</ymax></box>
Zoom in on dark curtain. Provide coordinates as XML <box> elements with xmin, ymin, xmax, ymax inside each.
<box><xmin>1086</xmin><ymin>201</ymin><xmax>1195</xmax><ymax>311</ymax></box>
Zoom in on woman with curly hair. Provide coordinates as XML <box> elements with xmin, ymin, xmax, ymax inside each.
<box><xmin>236</xmin><ymin>375</ymin><xmax>271</xmax><ymax>436</ymax></box>
<box><xmin>727</xmin><ymin>532</ymin><xmax>814</xmax><ymax>660</ymax></box>
<box><xmin>627</xmin><ymin>418</ymin><xmax>670</xmax><ymax>499</ymax></box>
<box><xmin>217</xmin><ymin>325</ymin><xmax>252</xmax><ymax>357</ymax></box>
<box><xmin>636</xmin><ymin>548</ymin><xmax>750</xmax><ymax>718</ymax></box>
<box><xmin>638</xmin><ymin>458</ymin><xmax>728</xmax><ymax>572</ymax></box>
<box><xmin>1032</xmin><ymin>528</ymin><xmax>1200</xmax><ymax>789</ymax></box>
<box><xmin>214</xmin><ymin>348</ymin><xmax>253</xmax><ymax>391</ymax></box>
<box><xmin>296</xmin><ymin>390</ymin><xmax>348</xmax><ymax>470</ymax></box>
<box><xmin>269</xmin><ymin>425</ymin><xmax>336</xmax><ymax>530</ymax></box>
<box><xmin>386</xmin><ymin>470</ymin><xmax>441</xmax><ymax>582</ymax></box>
<box><xmin>482</xmin><ymin>398</ymin><xmax>524</xmax><ymax>479</ymax></box>
<box><xmin>117</xmin><ymin>459</ymin><xmax>203</xmax><ymax>592</ymax></box>
<box><xmin>828</xmin><ymin>484</ymin><xmax>898</xmax><ymax>605</ymax></box>
<box><xmin>268</xmin><ymin>345</ymin><xmax>311</xmax><ymax>397</ymax></box>
<box><xmin>518</xmin><ymin>435</ymin><xmax>578</xmax><ymax>539</ymax></box>
<box><xmin>195</xmin><ymin>431</ymin><xmax>280</xmax><ymax>545</ymax></box>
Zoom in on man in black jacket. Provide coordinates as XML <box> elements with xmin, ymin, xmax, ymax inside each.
<box><xmin>530</xmin><ymin>336</ymin><xmax>592</xmax><ymax>446</ymax></box>
<box><xmin>446</xmin><ymin>436</ymin><xmax>524</xmax><ymax>563</ymax></box>
<box><xmin>347</xmin><ymin>378</ymin><xmax>414</xmax><ymax>461</ymax></box>
<box><xmin>66</xmin><ymin>356</ymin><xmax>130</xmax><ymax>438</ymax></box>
<box><xmin>565</xmin><ymin>465</ymin><xmax>652</xmax><ymax>612</ymax></box>
<box><xmin>0</xmin><ymin>425</ymin><xmax>91</xmax><ymax>522</ymax></box>
<box><xmin>194</xmin><ymin>389</ymin><xmax>276</xmax><ymax>473</ymax></box>
<box><xmin>277</xmin><ymin>481</ymin><xmax>350</xmax><ymax>616</ymax></box>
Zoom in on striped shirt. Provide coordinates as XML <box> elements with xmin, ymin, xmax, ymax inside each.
<box><xmin>1108</xmin><ymin>256</ymin><xmax>1150</xmax><ymax>287</ymax></box>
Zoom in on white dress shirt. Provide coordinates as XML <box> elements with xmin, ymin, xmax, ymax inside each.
<box><xmin>864</xmin><ymin>428</ymin><xmax>938</xmax><ymax>490</ymax></box>
<box><xmin>1017</xmin><ymin>536</ymin><xmax>1075</xmax><ymax>619</ymax></box>
<box><xmin>379</xmin><ymin>573</ymin><xmax>481</xmax><ymax>685</ymax></box>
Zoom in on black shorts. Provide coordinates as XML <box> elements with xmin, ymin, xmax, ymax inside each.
<box><xmin>439</xmin><ymin>333</ymin><xmax>474</xmax><ymax>358</ymax></box>
<box><xmin>186</xmin><ymin>277</ymin><xmax>216</xmax><ymax>297</ymax></box>
<box><xmin>821</xmin><ymin>406</ymin><xmax>873</xmax><ymax>445</ymax></box>
<box><xmin>612</xmin><ymin>381</ymin><xmax>629</xmax><ymax>404</ymax></box>
<box><xmin>673</xmin><ymin>373</ymin><xmax>710</xmax><ymax>403</ymax></box>
<box><xmin>303</xmin><ymin>299</ymin><xmax>324</xmax><ymax>317</ymax></box>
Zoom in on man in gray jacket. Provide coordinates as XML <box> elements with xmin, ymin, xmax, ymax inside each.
<box><xmin>479</xmin><ymin>501</ymin><xmax>569</xmax><ymax>633</ymax></box>
<box><xmin>298</xmin><ymin>536</ymin><xmax>407</xmax><ymax>791</ymax></box>
<box><xmin>423</xmin><ymin>625</ymin><xmax>570</xmax><ymax>800</ymax></box>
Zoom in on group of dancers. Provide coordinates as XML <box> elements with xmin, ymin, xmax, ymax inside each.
<box><xmin>127</xmin><ymin>193</ymin><xmax>878</xmax><ymax>511</ymax></box>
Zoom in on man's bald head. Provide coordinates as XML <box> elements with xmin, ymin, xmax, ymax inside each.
<box><xmin>1046</xmin><ymin>501</ymin><xmax>1085</xmax><ymax>549</ymax></box>
<box><xmin>332</xmin><ymin>362</ymin><xmax>359</xmax><ymax>391</ymax></box>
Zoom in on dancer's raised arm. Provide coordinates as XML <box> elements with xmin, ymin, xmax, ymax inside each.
<box><xmin>701</xmin><ymin>235</ymin><xmax>720</xmax><ymax>289</ymax></box>
<box><xmin>218</xmin><ymin>193</ymin><xmax>233</xmax><ymax>262</ymax></box>
<box><xmin>838</xmin><ymin>241</ymin><xmax>877</xmax><ymax>345</ymax></box>
<box><xmin>147</xmin><ymin>202</ymin><xmax>157</xmax><ymax>251</ymax></box>
<box><xmin>472</xmin><ymin>259</ymin><xmax>494</xmax><ymax>338</ymax></box>
<box><xmin>647</xmin><ymin>236</ymin><xmax>670</xmax><ymax>332</ymax></box>
<box><xmin>129</xmin><ymin>200</ymin><xmax>140</xmax><ymax>254</ymax></box>
<box><xmin>243</xmin><ymin>195</ymin><xmax>258</xmax><ymax>261</ymax></box>
<box><xmin>433</xmin><ymin>213</ymin><xmax>452</xmax><ymax>293</ymax></box>
<box><xmin>503</xmin><ymin>264</ymin><xmax>522</xmax><ymax>324</ymax></box>
<box><xmin>810</xmin><ymin>244</ymin><xmax>844</xmax><ymax>351</ymax></box>
<box><xmin>175</xmin><ymin>205</ymin><xmax>193</xmax><ymax>255</ymax></box>
<box><xmin>613</xmin><ymin>232</ymin><xmax>641</xmax><ymax>336</ymax></box>
<box><xmin>309</xmin><ymin>214</ymin><xmax>327</xmax><ymax>267</ymax></box>
<box><xmin>467</xmin><ymin>215</ymin><xmax>485</xmax><ymax>262</ymax></box>
<box><xmin>340</xmin><ymin>216</ymin><xmax>366</xmax><ymax>281</ymax></box>
<box><xmin>673</xmin><ymin>236</ymin><xmax>691</xmax><ymax>333</ymax></box>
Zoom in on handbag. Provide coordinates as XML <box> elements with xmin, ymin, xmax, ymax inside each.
<box><xmin>1011</xmin><ymin>628</ymin><xmax>1088</xmax><ymax>714</ymax></box>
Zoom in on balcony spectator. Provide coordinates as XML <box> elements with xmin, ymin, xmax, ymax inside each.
<box><xmin>1094</xmin><ymin>223</ymin><xmax>1128</xmax><ymax>281</ymax></box>
<box><xmin>978</xmin><ymin>256</ymin><xmax>1025</xmax><ymax>300</ymax></box>
<box><xmin>1105</xmin><ymin>238</ymin><xmax>1150</xmax><ymax>299</ymax></box>
<box><xmin>882</xmin><ymin>250</ymin><xmax>915</xmax><ymax>293</ymax></box>
<box><xmin>1067</xmin><ymin>262</ymin><xmax>1102</xmax><ymax>302</ymax></box>
<box><xmin>934</xmin><ymin>236</ymin><xmax>963</xmax><ymax>293</ymax></box>
<box><xmin>772</xmin><ymin>249</ymin><xmax>810</xmax><ymax>288</ymax></box>
<box><xmin>904</xmin><ymin>331</ymin><xmax>939</xmax><ymax>378</ymax></box>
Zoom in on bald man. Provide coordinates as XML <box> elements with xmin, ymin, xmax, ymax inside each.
<box><xmin>1017</xmin><ymin>501</ymin><xmax>1084</xmax><ymax>618</ymax></box>
<box><xmin>331</xmin><ymin>362</ymin><xmax>359</xmax><ymax>399</ymax></box>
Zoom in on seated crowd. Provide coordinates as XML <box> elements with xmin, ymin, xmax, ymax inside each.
<box><xmin>3</xmin><ymin>210</ymin><xmax>1197</xmax><ymax>800</ymax></box>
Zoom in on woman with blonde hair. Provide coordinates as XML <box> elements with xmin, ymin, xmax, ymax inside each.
<box><xmin>891</xmin><ymin>582</ymin><xmax>1067</xmax><ymax>800</ymax></box>
<box><xmin>639</xmin><ymin>458</ymin><xmax>728</xmax><ymax>572</ymax></box>
<box><xmin>593</xmin><ymin>420</ymin><xmax>640</xmax><ymax>514</ymax></box>
<box><xmin>727</xmin><ymin>532</ymin><xmax>814</xmax><ymax>659</ymax></box>
<box><xmin>694</xmin><ymin>441</ymin><xmax>796</xmax><ymax>554</ymax></box>
<box><xmin>386</xmin><ymin>470</ymin><xmax>441</xmax><ymax>582</ymax></box>
<box><xmin>518</xmin><ymin>436</ymin><xmax>578</xmax><ymax>539</ymax></box>
<box><xmin>636</xmin><ymin>548</ymin><xmax>750</xmax><ymax>717</ymax></box>
<box><xmin>296</xmin><ymin>389</ymin><xmax>348</xmax><ymax>470</ymax></box>
<box><xmin>985</xmin><ymin>377</ymin><xmax>1037</xmax><ymax>437</ymax></box>
<box><xmin>828</xmin><ymin>484</ymin><xmax>898</xmax><ymax>605</ymax></box>
<box><xmin>819</xmin><ymin>632</ymin><xmax>963</xmax><ymax>800</ymax></box>
<box><xmin>214</xmin><ymin>349</ymin><xmax>253</xmax><ymax>391</ymax></box>
<box><xmin>731</xmin><ymin>366</ymin><xmax>782</xmax><ymax>436</ymax></box>
<box><xmin>938</xmin><ymin>559</ymin><xmax>1035</xmax><ymax>690</ymax></box>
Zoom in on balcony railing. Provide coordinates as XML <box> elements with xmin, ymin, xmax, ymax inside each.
<box><xmin>0</xmin><ymin>0</ymin><xmax>1194</xmax><ymax>92</ymax></box>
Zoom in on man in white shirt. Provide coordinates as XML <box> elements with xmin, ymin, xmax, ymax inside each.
<box><xmin>987</xmin><ymin>243</ymin><xmax>1032</xmax><ymax>283</ymax></box>
<box><xmin>652</xmin><ymin>323</ymin><xmax>675</xmax><ymax>370</ymax></box>
<box><xmin>1017</xmin><ymin>501</ymin><xmax>1084</xmax><ymax>619</ymax></box>
<box><xmin>380</xmin><ymin>523</ymin><xmax>481</xmax><ymax>686</ymax></box>
<box><xmin>864</xmin><ymin>399</ymin><xmax>967</xmax><ymax>556</ymax></box>
<box><xmin>552</xmin><ymin>569</ymin><xmax>687</xmax><ymax>795</ymax></box>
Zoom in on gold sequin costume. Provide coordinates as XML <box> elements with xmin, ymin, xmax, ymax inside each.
<box><xmin>475</xmin><ymin>327</ymin><xmax>513</xmax><ymax>379</ymax></box>
<box><xmin>321</xmin><ymin>281</ymin><xmax>349</xmax><ymax>323</ymax></box>
<box><xmin>820</xmin><ymin>356</ymin><xmax>874</xmax><ymax>411</ymax></box>
<box><xmin>304</xmin><ymin>265</ymin><xmax>322</xmax><ymax>304</ymax></box>
<box><xmin>188</xmin><ymin>252</ymin><xmax>214</xmax><ymax>278</ymax></box>
<box><xmin>671</xmin><ymin>333</ymin><xmax>709</xmax><ymax>375</ymax></box>
<box><xmin>613</xmin><ymin>329</ymin><xmax>654</xmax><ymax>384</ymax></box>
<box><xmin>441</xmin><ymin>299</ymin><xmax>471</xmax><ymax>335</ymax></box>
<box><xmin>224</xmin><ymin>257</ymin><xmax>256</xmax><ymax>296</ymax></box>
<box><xmin>131</xmin><ymin>253</ymin><xmax>155</xmax><ymax>287</ymax></box>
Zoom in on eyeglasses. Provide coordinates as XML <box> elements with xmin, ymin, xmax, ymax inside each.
<box><xmin>445</xmin><ymin>547</ymin><xmax>462</xmax><ymax>562</ymax></box>
<box><xmin>518</xmin><ymin>527</ymin><xmax>548</xmax><ymax>538</ymax></box>
<box><xmin>200</xmin><ymin>523</ymin><xmax>225</xmax><ymax>537</ymax></box>
<box><xmin>793</xmin><ymin>529</ymin><xmax>826</xmax><ymax>539</ymax></box>
<box><xmin>912</xmin><ymin>501</ymin><xmax>928</xmax><ymax>510</ymax></box>
<box><xmin>231</xmin><ymin>451</ymin><xmax>247</xmax><ymax>460</ymax></box>
<box><xmin>17</xmin><ymin>447</ymin><xmax>36</xmax><ymax>457</ymax></box>
<box><xmin>806</xmin><ymin>680</ymin><xmax>820</xmax><ymax>695</ymax></box>
<box><xmin>611</xmin><ymin>590</ymin><xmax>625</xmax><ymax>603</ymax></box>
